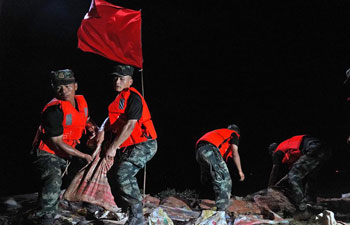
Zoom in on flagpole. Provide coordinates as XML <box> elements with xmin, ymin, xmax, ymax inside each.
<box><xmin>141</xmin><ymin>69</ymin><xmax>145</xmax><ymax>97</ymax></box>
<box><xmin>140</xmin><ymin>69</ymin><xmax>146</xmax><ymax>198</ymax></box>
<box><xmin>139</xmin><ymin>8</ymin><xmax>147</xmax><ymax>198</ymax></box>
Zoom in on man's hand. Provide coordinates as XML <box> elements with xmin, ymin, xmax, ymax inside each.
<box><xmin>105</xmin><ymin>147</ymin><xmax>116</xmax><ymax>160</ymax></box>
<box><xmin>347</xmin><ymin>136</ymin><xmax>350</xmax><ymax>144</ymax></box>
<box><xmin>238</xmin><ymin>171</ymin><xmax>245</xmax><ymax>181</ymax></box>
<box><xmin>84</xmin><ymin>154</ymin><xmax>93</xmax><ymax>163</ymax></box>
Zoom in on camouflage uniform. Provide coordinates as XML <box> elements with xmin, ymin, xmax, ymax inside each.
<box><xmin>32</xmin><ymin>149</ymin><xmax>68</xmax><ymax>218</ymax></box>
<box><xmin>109</xmin><ymin>139</ymin><xmax>157</xmax><ymax>208</ymax></box>
<box><xmin>196</xmin><ymin>143</ymin><xmax>232</xmax><ymax>210</ymax></box>
<box><xmin>286</xmin><ymin>138</ymin><xmax>331</xmax><ymax>211</ymax></box>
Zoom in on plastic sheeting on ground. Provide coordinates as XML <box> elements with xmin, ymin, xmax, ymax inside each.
<box><xmin>160</xmin><ymin>205</ymin><xmax>201</xmax><ymax>222</ymax></box>
<box><xmin>148</xmin><ymin>207</ymin><xmax>174</xmax><ymax>225</ymax></box>
<box><xmin>233</xmin><ymin>215</ymin><xmax>289</xmax><ymax>225</ymax></box>
<box><xmin>341</xmin><ymin>193</ymin><xmax>350</xmax><ymax>198</ymax></box>
<box><xmin>315</xmin><ymin>210</ymin><xmax>346</xmax><ymax>225</ymax></box>
<box><xmin>195</xmin><ymin>210</ymin><xmax>228</xmax><ymax>225</ymax></box>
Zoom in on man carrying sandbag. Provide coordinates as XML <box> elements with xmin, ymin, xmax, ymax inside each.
<box><xmin>97</xmin><ymin>65</ymin><xmax>157</xmax><ymax>225</ymax></box>
<box><xmin>31</xmin><ymin>69</ymin><xmax>93</xmax><ymax>225</ymax></box>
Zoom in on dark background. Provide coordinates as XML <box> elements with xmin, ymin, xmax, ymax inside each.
<box><xmin>1</xmin><ymin>0</ymin><xmax>350</xmax><ymax>198</ymax></box>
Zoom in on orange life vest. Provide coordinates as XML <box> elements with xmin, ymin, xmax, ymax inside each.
<box><xmin>108</xmin><ymin>87</ymin><xmax>157</xmax><ymax>147</ymax></box>
<box><xmin>38</xmin><ymin>95</ymin><xmax>88</xmax><ymax>158</ymax></box>
<box><xmin>274</xmin><ymin>135</ymin><xmax>306</xmax><ymax>166</ymax></box>
<box><xmin>196</xmin><ymin>128</ymin><xmax>240</xmax><ymax>161</ymax></box>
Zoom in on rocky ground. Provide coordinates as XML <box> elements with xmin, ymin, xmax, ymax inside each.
<box><xmin>0</xmin><ymin>188</ymin><xmax>349</xmax><ymax>225</ymax></box>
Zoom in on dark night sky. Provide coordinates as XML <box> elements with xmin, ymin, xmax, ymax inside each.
<box><xmin>1</xmin><ymin>0</ymin><xmax>350</xmax><ymax>198</ymax></box>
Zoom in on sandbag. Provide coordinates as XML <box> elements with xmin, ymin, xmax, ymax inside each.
<box><xmin>63</xmin><ymin>145</ymin><xmax>118</xmax><ymax>212</ymax></box>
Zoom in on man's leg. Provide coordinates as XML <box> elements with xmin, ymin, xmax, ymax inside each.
<box><xmin>196</xmin><ymin>144</ymin><xmax>232</xmax><ymax>211</ymax></box>
<box><xmin>33</xmin><ymin>151</ymin><xmax>67</xmax><ymax>223</ymax></box>
<box><xmin>114</xmin><ymin>140</ymin><xmax>157</xmax><ymax>224</ymax></box>
<box><xmin>304</xmin><ymin>148</ymin><xmax>330</xmax><ymax>204</ymax></box>
<box><xmin>288</xmin><ymin>154</ymin><xmax>323</xmax><ymax>211</ymax></box>
<box><xmin>196</xmin><ymin>147</ymin><xmax>211</xmax><ymax>186</ymax></box>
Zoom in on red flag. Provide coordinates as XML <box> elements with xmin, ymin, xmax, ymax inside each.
<box><xmin>78</xmin><ymin>0</ymin><xmax>143</xmax><ymax>68</ymax></box>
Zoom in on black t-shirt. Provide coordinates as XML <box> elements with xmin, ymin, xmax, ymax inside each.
<box><xmin>272</xmin><ymin>151</ymin><xmax>285</xmax><ymax>165</ymax></box>
<box><xmin>124</xmin><ymin>91</ymin><xmax>142</xmax><ymax>120</ymax></box>
<box><xmin>229</xmin><ymin>132</ymin><xmax>239</xmax><ymax>146</ymax></box>
<box><xmin>41</xmin><ymin>99</ymin><xmax>86</xmax><ymax>139</ymax></box>
<box><xmin>41</xmin><ymin>105</ymin><xmax>64</xmax><ymax>139</ymax></box>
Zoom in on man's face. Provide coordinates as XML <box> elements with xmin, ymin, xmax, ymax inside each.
<box><xmin>53</xmin><ymin>82</ymin><xmax>77</xmax><ymax>101</ymax></box>
<box><xmin>113</xmin><ymin>75</ymin><xmax>133</xmax><ymax>92</ymax></box>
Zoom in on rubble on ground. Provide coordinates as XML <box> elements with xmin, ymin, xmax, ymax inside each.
<box><xmin>0</xmin><ymin>188</ymin><xmax>349</xmax><ymax>225</ymax></box>
<box><xmin>317</xmin><ymin>196</ymin><xmax>350</xmax><ymax>222</ymax></box>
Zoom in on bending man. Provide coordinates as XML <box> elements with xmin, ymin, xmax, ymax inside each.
<box><xmin>195</xmin><ymin>124</ymin><xmax>245</xmax><ymax>211</ymax></box>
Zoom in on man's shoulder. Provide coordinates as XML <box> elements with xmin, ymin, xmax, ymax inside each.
<box><xmin>43</xmin><ymin>104</ymin><xmax>62</xmax><ymax>113</ymax></box>
<box><xmin>74</xmin><ymin>95</ymin><xmax>88</xmax><ymax>107</ymax></box>
<box><xmin>41</xmin><ymin>104</ymin><xmax>63</xmax><ymax>122</ymax></box>
<box><xmin>129</xmin><ymin>90</ymin><xmax>142</xmax><ymax>102</ymax></box>
<box><xmin>75</xmin><ymin>94</ymin><xmax>86</xmax><ymax>100</ymax></box>
<box><xmin>273</xmin><ymin>150</ymin><xmax>285</xmax><ymax>158</ymax></box>
<box><xmin>272</xmin><ymin>150</ymin><xmax>285</xmax><ymax>165</ymax></box>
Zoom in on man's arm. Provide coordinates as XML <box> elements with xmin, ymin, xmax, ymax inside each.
<box><xmin>104</xmin><ymin>119</ymin><xmax>137</xmax><ymax>159</ymax></box>
<box><xmin>47</xmin><ymin>135</ymin><xmax>92</xmax><ymax>163</ymax></box>
<box><xmin>41</xmin><ymin>105</ymin><xmax>92</xmax><ymax>163</ymax></box>
<box><xmin>103</xmin><ymin>91</ymin><xmax>142</xmax><ymax>159</ymax></box>
<box><xmin>231</xmin><ymin>144</ymin><xmax>245</xmax><ymax>181</ymax></box>
<box><xmin>268</xmin><ymin>151</ymin><xmax>284</xmax><ymax>187</ymax></box>
<box><xmin>268</xmin><ymin>164</ymin><xmax>280</xmax><ymax>187</ymax></box>
<box><xmin>95</xmin><ymin>117</ymin><xmax>110</xmax><ymax>147</ymax></box>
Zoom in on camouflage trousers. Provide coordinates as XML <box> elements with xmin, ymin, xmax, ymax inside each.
<box><xmin>108</xmin><ymin>139</ymin><xmax>157</xmax><ymax>208</ymax></box>
<box><xmin>287</xmin><ymin>139</ymin><xmax>330</xmax><ymax>211</ymax></box>
<box><xmin>33</xmin><ymin>149</ymin><xmax>68</xmax><ymax>218</ymax></box>
<box><xmin>196</xmin><ymin>143</ymin><xmax>232</xmax><ymax>211</ymax></box>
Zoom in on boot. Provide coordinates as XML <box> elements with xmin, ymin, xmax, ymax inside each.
<box><xmin>127</xmin><ymin>202</ymin><xmax>144</xmax><ymax>225</ymax></box>
<box><xmin>39</xmin><ymin>215</ymin><xmax>55</xmax><ymax>225</ymax></box>
<box><xmin>27</xmin><ymin>212</ymin><xmax>54</xmax><ymax>225</ymax></box>
<box><xmin>293</xmin><ymin>209</ymin><xmax>313</xmax><ymax>221</ymax></box>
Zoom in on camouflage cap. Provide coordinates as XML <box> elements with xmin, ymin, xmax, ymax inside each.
<box><xmin>51</xmin><ymin>69</ymin><xmax>75</xmax><ymax>86</ymax></box>
<box><xmin>110</xmin><ymin>65</ymin><xmax>134</xmax><ymax>77</ymax></box>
